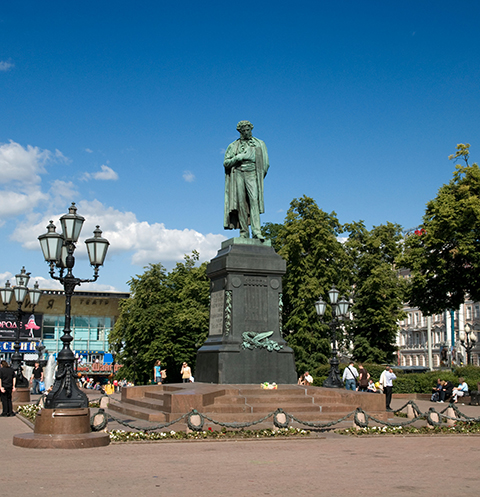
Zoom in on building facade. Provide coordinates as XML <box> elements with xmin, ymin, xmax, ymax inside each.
<box><xmin>0</xmin><ymin>289</ymin><xmax>129</xmax><ymax>365</ymax></box>
<box><xmin>398</xmin><ymin>300</ymin><xmax>480</xmax><ymax>368</ymax></box>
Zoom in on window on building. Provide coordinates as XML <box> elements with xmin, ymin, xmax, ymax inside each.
<box><xmin>475</xmin><ymin>305</ymin><xmax>480</xmax><ymax>319</ymax></box>
<box><xmin>42</xmin><ymin>315</ymin><xmax>56</xmax><ymax>339</ymax></box>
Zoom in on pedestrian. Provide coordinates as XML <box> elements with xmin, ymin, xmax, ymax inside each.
<box><xmin>451</xmin><ymin>377</ymin><xmax>469</xmax><ymax>403</ymax></box>
<box><xmin>304</xmin><ymin>371</ymin><xmax>313</xmax><ymax>385</ymax></box>
<box><xmin>0</xmin><ymin>360</ymin><xmax>16</xmax><ymax>417</ymax></box>
<box><xmin>380</xmin><ymin>365</ymin><xmax>397</xmax><ymax>411</ymax></box>
<box><xmin>180</xmin><ymin>362</ymin><xmax>192</xmax><ymax>383</ymax></box>
<box><xmin>30</xmin><ymin>361</ymin><xmax>44</xmax><ymax>395</ymax></box>
<box><xmin>342</xmin><ymin>361</ymin><xmax>359</xmax><ymax>391</ymax></box>
<box><xmin>367</xmin><ymin>379</ymin><xmax>377</xmax><ymax>393</ymax></box>
<box><xmin>154</xmin><ymin>360</ymin><xmax>162</xmax><ymax>384</ymax></box>
<box><xmin>160</xmin><ymin>368</ymin><xmax>167</xmax><ymax>384</ymax></box>
<box><xmin>357</xmin><ymin>363</ymin><xmax>370</xmax><ymax>392</ymax></box>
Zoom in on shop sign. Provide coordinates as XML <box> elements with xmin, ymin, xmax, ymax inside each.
<box><xmin>0</xmin><ymin>312</ymin><xmax>43</xmax><ymax>340</ymax></box>
<box><xmin>0</xmin><ymin>341</ymin><xmax>39</xmax><ymax>352</ymax></box>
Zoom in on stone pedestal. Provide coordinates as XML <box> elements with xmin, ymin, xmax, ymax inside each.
<box><xmin>12</xmin><ymin>387</ymin><xmax>30</xmax><ymax>406</ymax></box>
<box><xmin>13</xmin><ymin>408</ymin><xmax>110</xmax><ymax>449</ymax></box>
<box><xmin>195</xmin><ymin>238</ymin><xmax>297</xmax><ymax>384</ymax></box>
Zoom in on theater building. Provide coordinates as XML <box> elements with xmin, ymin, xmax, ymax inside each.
<box><xmin>0</xmin><ymin>289</ymin><xmax>129</xmax><ymax>365</ymax></box>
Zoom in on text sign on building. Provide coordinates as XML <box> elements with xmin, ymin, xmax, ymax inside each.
<box><xmin>0</xmin><ymin>312</ymin><xmax>43</xmax><ymax>340</ymax></box>
<box><xmin>0</xmin><ymin>341</ymin><xmax>39</xmax><ymax>352</ymax></box>
<box><xmin>209</xmin><ymin>290</ymin><xmax>225</xmax><ymax>336</ymax></box>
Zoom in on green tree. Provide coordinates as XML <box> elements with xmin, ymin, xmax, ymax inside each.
<box><xmin>402</xmin><ymin>144</ymin><xmax>480</xmax><ymax>314</ymax></box>
<box><xmin>275</xmin><ymin>196</ymin><xmax>350</xmax><ymax>374</ymax></box>
<box><xmin>345</xmin><ymin>221</ymin><xmax>406</xmax><ymax>363</ymax></box>
<box><xmin>109</xmin><ymin>252</ymin><xmax>210</xmax><ymax>384</ymax></box>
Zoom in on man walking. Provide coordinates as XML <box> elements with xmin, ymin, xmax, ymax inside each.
<box><xmin>0</xmin><ymin>360</ymin><xmax>16</xmax><ymax>416</ymax></box>
<box><xmin>342</xmin><ymin>361</ymin><xmax>358</xmax><ymax>391</ymax></box>
<box><xmin>30</xmin><ymin>361</ymin><xmax>44</xmax><ymax>394</ymax></box>
<box><xmin>380</xmin><ymin>365</ymin><xmax>397</xmax><ymax>411</ymax></box>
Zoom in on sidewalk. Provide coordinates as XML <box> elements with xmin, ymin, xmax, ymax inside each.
<box><xmin>2</xmin><ymin>408</ymin><xmax>480</xmax><ymax>497</ymax></box>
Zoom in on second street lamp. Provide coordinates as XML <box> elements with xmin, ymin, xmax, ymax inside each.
<box><xmin>315</xmin><ymin>286</ymin><xmax>351</xmax><ymax>388</ymax></box>
<box><xmin>0</xmin><ymin>268</ymin><xmax>42</xmax><ymax>389</ymax></box>
<box><xmin>459</xmin><ymin>324</ymin><xmax>478</xmax><ymax>365</ymax></box>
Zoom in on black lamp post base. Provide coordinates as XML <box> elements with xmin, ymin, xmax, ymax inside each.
<box><xmin>45</xmin><ymin>365</ymin><xmax>88</xmax><ymax>409</ymax></box>
<box><xmin>323</xmin><ymin>353</ymin><xmax>344</xmax><ymax>389</ymax></box>
<box><xmin>323</xmin><ymin>372</ymin><xmax>344</xmax><ymax>388</ymax></box>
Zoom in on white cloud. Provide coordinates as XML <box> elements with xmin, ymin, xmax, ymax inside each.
<box><xmin>0</xmin><ymin>140</ymin><xmax>50</xmax><ymax>184</ymax></box>
<box><xmin>0</xmin><ymin>189</ymin><xmax>47</xmax><ymax>222</ymax></box>
<box><xmin>183</xmin><ymin>170</ymin><xmax>195</xmax><ymax>182</ymax></box>
<box><xmin>12</xmin><ymin>199</ymin><xmax>226</xmax><ymax>267</ymax></box>
<box><xmin>49</xmin><ymin>180</ymin><xmax>79</xmax><ymax>203</ymax></box>
<box><xmin>83</xmin><ymin>165</ymin><xmax>118</xmax><ymax>181</ymax></box>
<box><xmin>0</xmin><ymin>272</ymin><xmax>13</xmax><ymax>286</ymax></box>
<box><xmin>0</xmin><ymin>60</ymin><xmax>14</xmax><ymax>72</ymax></box>
<box><xmin>85</xmin><ymin>148</ymin><xmax>93</xmax><ymax>153</ymax></box>
<box><xmin>0</xmin><ymin>141</ymin><xmax>67</xmax><ymax>220</ymax></box>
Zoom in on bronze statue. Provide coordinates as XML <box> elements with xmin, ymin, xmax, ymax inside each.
<box><xmin>223</xmin><ymin>120</ymin><xmax>269</xmax><ymax>239</ymax></box>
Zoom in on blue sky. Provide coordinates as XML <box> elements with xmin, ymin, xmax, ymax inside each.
<box><xmin>1</xmin><ymin>1</ymin><xmax>479</xmax><ymax>292</ymax></box>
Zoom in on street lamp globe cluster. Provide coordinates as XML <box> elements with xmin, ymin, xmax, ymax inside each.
<box><xmin>315</xmin><ymin>285</ymin><xmax>351</xmax><ymax>388</ymax></box>
<box><xmin>459</xmin><ymin>324</ymin><xmax>478</xmax><ymax>365</ymax></box>
<box><xmin>38</xmin><ymin>203</ymin><xmax>109</xmax><ymax>409</ymax></box>
<box><xmin>0</xmin><ymin>267</ymin><xmax>42</xmax><ymax>389</ymax></box>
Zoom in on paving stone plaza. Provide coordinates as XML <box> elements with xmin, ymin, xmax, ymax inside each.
<box><xmin>2</xmin><ymin>393</ymin><xmax>479</xmax><ymax>496</ymax></box>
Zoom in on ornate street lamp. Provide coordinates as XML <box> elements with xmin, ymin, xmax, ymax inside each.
<box><xmin>315</xmin><ymin>285</ymin><xmax>351</xmax><ymax>388</ymax></box>
<box><xmin>38</xmin><ymin>203</ymin><xmax>109</xmax><ymax>408</ymax></box>
<box><xmin>459</xmin><ymin>324</ymin><xmax>477</xmax><ymax>365</ymax></box>
<box><xmin>0</xmin><ymin>268</ymin><xmax>42</xmax><ymax>388</ymax></box>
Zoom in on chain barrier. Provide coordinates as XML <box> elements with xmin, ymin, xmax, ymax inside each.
<box><xmin>89</xmin><ymin>398</ymin><xmax>480</xmax><ymax>433</ymax></box>
<box><xmin>105</xmin><ymin>410</ymin><xmax>190</xmax><ymax>432</ymax></box>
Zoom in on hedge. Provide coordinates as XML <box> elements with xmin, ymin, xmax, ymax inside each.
<box><xmin>309</xmin><ymin>364</ymin><xmax>480</xmax><ymax>394</ymax></box>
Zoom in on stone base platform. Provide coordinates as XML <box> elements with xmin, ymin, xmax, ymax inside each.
<box><xmin>108</xmin><ymin>383</ymin><xmax>387</xmax><ymax>427</ymax></box>
<box><xmin>13</xmin><ymin>407</ymin><xmax>110</xmax><ymax>449</ymax></box>
<box><xmin>13</xmin><ymin>432</ymin><xmax>110</xmax><ymax>449</ymax></box>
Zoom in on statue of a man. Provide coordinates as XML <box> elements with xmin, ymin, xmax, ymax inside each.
<box><xmin>223</xmin><ymin>120</ymin><xmax>269</xmax><ymax>239</ymax></box>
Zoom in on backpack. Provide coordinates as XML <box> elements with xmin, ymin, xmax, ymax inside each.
<box><xmin>431</xmin><ymin>391</ymin><xmax>439</xmax><ymax>402</ymax></box>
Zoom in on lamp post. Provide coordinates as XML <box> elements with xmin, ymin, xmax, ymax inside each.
<box><xmin>459</xmin><ymin>324</ymin><xmax>477</xmax><ymax>365</ymax></box>
<box><xmin>0</xmin><ymin>268</ymin><xmax>42</xmax><ymax>388</ymax></box>
<box><xmin>315</xmin><ymin>285</ymin><xmax>351</xmax><ymax>388</ymax></box>
<box><xmin>38</xmin><ymin>203</ymin><xmax>109</xmax><ymax>409</ymax></box>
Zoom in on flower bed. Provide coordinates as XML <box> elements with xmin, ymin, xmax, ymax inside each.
<box><xmin>17</xmin><ymin>401</ymin><xmax>104</xmax><ymax>423</ymax></box>
<box><xmin>109</xmin><ymin>427</ymin><xmax>310</xmax><ymax>442</ymax></box>
<box><xmin>336</xmin><ymin>422</ymin><xmax>480</xmax><ymax>436</ymax></box>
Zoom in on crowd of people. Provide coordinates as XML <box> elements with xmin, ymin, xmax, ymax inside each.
<box><xmin>298</xmin><ymin>363</ymin><xmax>398</xmax><ymax>411</ymax></box>
<box><xmin>79</xmin><ymin>376</ymin><xmax>131</xmax><ymax>393</ymax></box>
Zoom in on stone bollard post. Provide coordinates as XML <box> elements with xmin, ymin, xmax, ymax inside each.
<box><xmin>99</xmin><ymin>396</ymin><xmax>109</xmax><ymax>409</ymax></box>
<box><xmin>446</xmin><ymin>407</ymin><xmax>456</xmax><ymax>427</ymax></box>
<box><xmin>407</xmin><ymin>404</ymin><xmax>415</xmax><ymax>419</ymax></box>
<box><xmin>427</xmin><ymin>410</ymin><xmax>440</xmax><ymax>429</ymax></box>
<box><xmin>353</xmin><ymin>411</ymin><xmax>366</xmax><ymax>431</ymax></box>
<box><xmin>273</xmin><ymin>411</ymin><xmax>287</xmax><ymax>431</ymax></box>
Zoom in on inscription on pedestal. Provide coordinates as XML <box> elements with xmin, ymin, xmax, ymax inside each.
<box><xmin>209</xmin><ymin>290</ymin><xmax>225</xmax><ymax>335</ymax></box>
<box><xmin>244</xmin><ymin>276</ymin><xmax>268</xmax><ymax>331</ymax></box>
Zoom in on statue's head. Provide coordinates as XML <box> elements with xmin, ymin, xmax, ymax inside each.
<box><xmin>236</xmin><ymin>120</ymin><xmax>254</xmax><ymax>132</ymax></box>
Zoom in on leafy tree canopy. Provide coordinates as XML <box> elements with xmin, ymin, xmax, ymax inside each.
<box><xmin>402</xmin><ymin>144</ymin><xmax>480</xmax><ymax>314</ymax></box>
<box><xmin>269</xmin><ymin>196</ymin><xmax>350</xmax><ymax>373</ymax></box>
<box><xmin>344</xmin><ymin>221</ymin><xmax>406</xmax><ymax>363</ymax></box>
<box><xmin>109</xmin><ymin>251</ymin><xmax>209</xmax><ymax>384</ymax></box>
